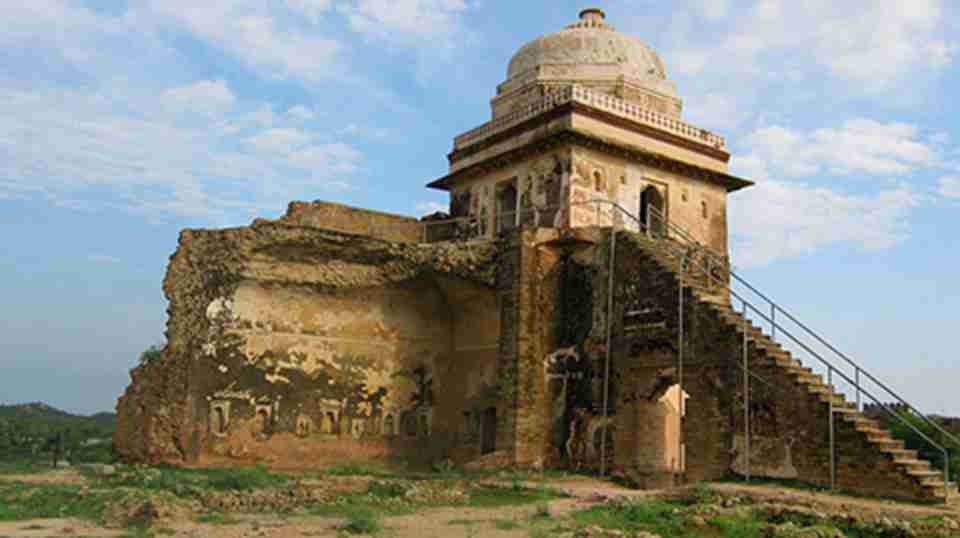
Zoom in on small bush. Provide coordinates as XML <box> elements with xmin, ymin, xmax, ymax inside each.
<box><xmin>532</xmin><ymin>502</ymin><xmax>552</xmax><ymax>519</ymax></box>
<box><xmin>494</xmin><ymin>519</ymin><xmax>521</xmax><ymax>530</ymax></box>
<box><xmin>324</xmin><ymin>463</ymin><xmax>391</xmax><ymax>478</ymax></box>
<box><xmin>365</xmin><ymin>480</ymin><xmax>408</xmax><ymax>498</ymax></box>
<box><xmin>203</xmin><ymin>465</ymin><xmax>288</xmax><ymax>491</ymax></box>
<box><xmin>341</xmin><ymin>509</ymin><xmax>383</xmax><ymax>535</ymax></box>
<box><xmin>195</xmin><ymin>512</ymin><xmax>241</xmax><ymax>525</ymax></box>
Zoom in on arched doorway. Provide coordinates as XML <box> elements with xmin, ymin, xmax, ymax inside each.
<box><xmin>639</xmin><ymin>186</ymin><xmax>665</xmax><ymax>236</ymax></box>
<box><xmin>255</xmin><ymin>409</ymin><xmax>270</xmax><ymax>436</ymax></box>
<box><xmin>214</xmin><ymin>407</ymin><xmax>227</xmax><ymax>435</ymax></box>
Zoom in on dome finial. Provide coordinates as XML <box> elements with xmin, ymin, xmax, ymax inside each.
<box><xmin>579</xmin><ymin>7</ymin><xmax>606</xmax><ymax>22</ymax></box>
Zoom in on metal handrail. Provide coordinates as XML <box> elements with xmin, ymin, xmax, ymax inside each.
<box><xmin>571</xmin><ymin>198</ymin><xmax>953</xmax><ymax>495</ymax></box>
<box><xmin>642</xmin><ymin>203</ymin><xmax>960</xmax><ymax>453</ymax></box>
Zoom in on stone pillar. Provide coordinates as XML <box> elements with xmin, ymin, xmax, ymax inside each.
<box><xmin>513</xmin><ymin>229</ymin><xmax>563</xmax><ymax>465</ymax></box>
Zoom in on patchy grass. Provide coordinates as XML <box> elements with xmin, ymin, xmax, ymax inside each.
<box><xmin>718</xmin><ymin>474</ymin><xmax>943</xmax><ymax>506</ymax></box>
<box><xmin>574</xmin><ymin>499</ymin><xmax>689</xmax><ymax>537</ymax></box>
<box><xmin>194</xmin><ymin>512</ymin><xmax>242</xmax><ymax>525</ymax></box>
<box><xmin>0</xmin><ymin>481</ymin><xmax>122</xmax><ymax>522</ymax></box>
<box><xmin>89</xmin><ymin>464</ymin><xmax>289</xmax><ymax>494</ymax></box>
<box><xmin>465</xmin><ymin>483</ymin><xmax>563</xmax><ymax>508</ymax></box>
<box><xmin>321</xmin><ymin>462</ymin><xmax>396</xmax><ymax>478</ymax></box>
<box><xmin>494</xmin><ymin>518</ymin><xmax>522</xmax><ymax>530</ymax></box>
<box><xmin>0</xmin><ymin>461</ymin><xmax>51</xmax><ymax>475</ymax></box>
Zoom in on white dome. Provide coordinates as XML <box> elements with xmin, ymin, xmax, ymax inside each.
<box><xmin>506</xmin><ymin>8</ymin><xmax>672</xmax><ymax>95</ymax></box>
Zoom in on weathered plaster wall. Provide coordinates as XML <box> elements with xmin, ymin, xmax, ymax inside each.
<box><xmin>569</xmin><ymin>146</ymin><xmax>728</xmax><ymax>253</ymax></box>
<box><xmin>449</xmin><ymin>148</ymin><xmax>574</xmax><ymax>238</ymax></box>
<box><xmin>446</xmin><ymin>142</ymin><xmax>729</xmax><ymax>257</ymax></box>
<box><xmin>115</xmin><ymin>212</ymin><xmax>502</xmax><ymax>468</ymax></box>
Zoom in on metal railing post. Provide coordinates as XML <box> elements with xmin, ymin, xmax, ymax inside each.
<box><xmin>771</xmin><ymin>304</ymin><xmax>776</xmax><ymax>340</ymax></box>
<box><xmin>678</xmin><ymin>252</ymin><xmax>686</xmax><ymax>480</ymax></box>
<box><xmin>828</xmin><ymin>367</ymin><xmax>836</xmax><ymax>491</ymax></box>
<box><xmin>600</xmin><ymin>228</ymin><xmax>616</xmax><ymax>477</ymax></box>
<box><xmin>855</xmin><ymin>368</ymin><xmax>861</xmax><ymax>412</ymax></box>
<box><xmin>944</xmin><ymin>448</ymin><xmax>951</xmax><ymax>502</ymax></box>
<box><xmin>743</xmin><ymin>299</ymin><xmax>750</xmax><ymax>483</ymax></box>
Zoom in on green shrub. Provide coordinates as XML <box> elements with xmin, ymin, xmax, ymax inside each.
<box><xmin>203</xmin><ymin>465</ymin><xmax>288</xmax><ymax>491</ymax></box>
<box><xmin>341</xmin><ymin>508</ymin><xmax>383</xmax><ymax>535</ymax></box>
<box><xmin>366</xmin><ymin>480</ymin><xmax>408</xmax><ymax>498</ymax></box>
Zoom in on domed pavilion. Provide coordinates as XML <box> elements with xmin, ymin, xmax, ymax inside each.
<box><xmin>428</xmin><ymin>8</ymin><xmax>752</xmax><ymax>256</ymax></box>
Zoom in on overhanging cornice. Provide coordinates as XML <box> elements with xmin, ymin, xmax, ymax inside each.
<box><xmin>427</xmin><ymin>128</ymin><xmax>753</xmax><ymax>193</ymax></box>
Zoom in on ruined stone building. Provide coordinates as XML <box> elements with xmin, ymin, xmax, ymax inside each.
<box><xmin>116</xmin><ymin>9</ymin><xmax>951</xmax><ymax>501</ymax></box>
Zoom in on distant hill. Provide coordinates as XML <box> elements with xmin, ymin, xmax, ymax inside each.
<box><xmin>0</xmin><ymin>402</ymin><xmax>116</xmax><ymax>463</ymax></box>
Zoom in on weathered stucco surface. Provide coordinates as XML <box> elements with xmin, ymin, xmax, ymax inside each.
<box><xmin>115</xmin><ymin>201</ymin><xmax>500</xmax><ymax>467</ymax></box>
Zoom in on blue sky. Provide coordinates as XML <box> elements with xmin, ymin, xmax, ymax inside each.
<box><xmin>1</xmin><ymin>0</ymin><xmax>959</xmax><ymax>416</ymax></box>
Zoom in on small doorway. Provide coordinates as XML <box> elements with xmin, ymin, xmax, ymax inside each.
<box><xmin>480</xmin><ymin>407</ymin><xmax>497</xmax><ymax>455</ymax></box>
<box><xmin>214</xmin><ymin>407</ymin><xmax>227</xmax><ymax>435</ymax></box>
<box><xmin>639</xmin><ymin>186</ymin><xmax>665</xmax><ymax>236</ymax></box>
<box><xmin>255</xmin><ymin>409</ymin><xmax>270</xmax><ymax>436</ymax></box>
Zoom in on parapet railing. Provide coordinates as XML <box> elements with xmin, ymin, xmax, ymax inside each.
<box><xmin>453</xmin><ymin>84</ymin><xmax>726</xmax><ymax>151</ymax></box>
<box><xmin>586</xmin><ymin>198</ymin><xmax>957</xmax><ymax>496</ymax></box>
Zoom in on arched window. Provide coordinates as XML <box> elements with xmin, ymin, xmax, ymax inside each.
<box><xmin>593</xmin><ymin>171</ymin><xmax>605</xmax><ymax>192</ymax></box>
<box><xmin>384</xmin><ymin>414</ymin><xmax>395</xmax><ymax>437</ymax></box>
<box><xmin>701</xmin><ymin>201</ymin><xmax>708</xmax><ymax>219</ymax></box>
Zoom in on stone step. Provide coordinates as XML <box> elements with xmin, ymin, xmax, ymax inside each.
<box><xmin>908</xmin><ymin>470</ymin><xmax>945</xmax><ymax>487</ymax></box>
<box><xmin>792</xmin><ymin>371</ymin><xmax>823</xmax><ymax>385</ymax></box>
<box><xmin>881</xmin><ymin>447</ymin><xmax>920</xmax><ymax>460</ymax></box>
<box><xmin>894</xmin><ymin>458</ymin><xmax>932</xmax><ymax>471</ymax></box>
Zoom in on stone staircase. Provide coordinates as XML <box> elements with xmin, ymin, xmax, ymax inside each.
<box><xmin>625</xmin><ymin>232</ymin><xmax>950</xmax><ymax>501</ymax></box>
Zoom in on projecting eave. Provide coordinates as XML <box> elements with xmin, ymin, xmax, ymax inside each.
<box><xmin>426</xmin><ymin>129</ymin><xmax>754</xmax><ymax>193</ymax></box>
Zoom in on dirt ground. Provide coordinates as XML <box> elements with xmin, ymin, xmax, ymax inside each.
<box><xmin>1</xmin><ymin>471</ymin><xmax>958</xmax><ymax>538</ymax></box>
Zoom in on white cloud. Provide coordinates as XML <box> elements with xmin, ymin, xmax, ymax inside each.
<box><xmin>730</xmin><ymin>180</ymin><xmax>919</xmax><ymax>267</ymax></box>
<box><xmin>163</xmin><ymin>80</ymin><xmax>236</xmax><ymax>115</ymax></box>
<box><xmin>337</xmin><ymin>0</ymin><xmax>471</xmax><ymax>52</ymax></box>
<box><xmin>0</xmin><ymin>84</ymin><xmax>363</xmax><ymax>222</ymax></box>
<box><xmin>658</xmin><ymin>0</ymin><xmax>956</xmax><ymax>97</ymax></box>
<box><xmin>667</xmin><ymin>49</ymin><xmax>709</xmax><ymax>76</ymax></box>
<box><xmin>724</xmin><ymin>117</ymin><xmax>954</xmax><ymax>266</ymax></box>
<box><xmin>288</xmin><ymin>143</ymin><xmax>363</xmax><ymax>173</ymax></box>
<box><xmin>416</xmin><ymin>201</ymin><xmax>447</xmax><ymax>214</ymax></box>
<box><xmin>684</xmin><ymin>93</ymin><xmax>749</xmax><ymax>130</ymax></box>
<box><xmin>286</xmin><ymin>0</ymin><xmax>333</xmax><ymax>23</ymax></box>
<box><xmin>245</xmin><ymin>128</ymin><xmax>311</xmax><ymax>154</ymax></box>
<box><xmin>340</xmin><ymin>123</ymin><xmax>390</xmax><ymax>138</ymax></box>
<box><xmin>739</xmin><ymin>119</ymin><xmax>939</xmax><ymax>179</ymax></box>
<box><xmin>286</xmin><ymin>105</ymin><xmax>317</xmax><ymax>121</ymax></box>
<box><xmin>145</xmin><ymin>2</ymin><xmax>344</xmax><ymax>81</ymax></box>
<box><xmin>937</xmin><ymin>176</ymin><xmax>960</xmax><ymax>198</ymax></box>
<box><xmin>699</xmin><ymin>0</ymin><xmax>729</xmax><ymax>20</ymax></box>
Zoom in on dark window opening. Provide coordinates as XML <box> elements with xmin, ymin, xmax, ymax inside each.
<box><xmin>481</xmin><ymin>407</ymin><xmax>497</xmax><ymax>455</ymax></box>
